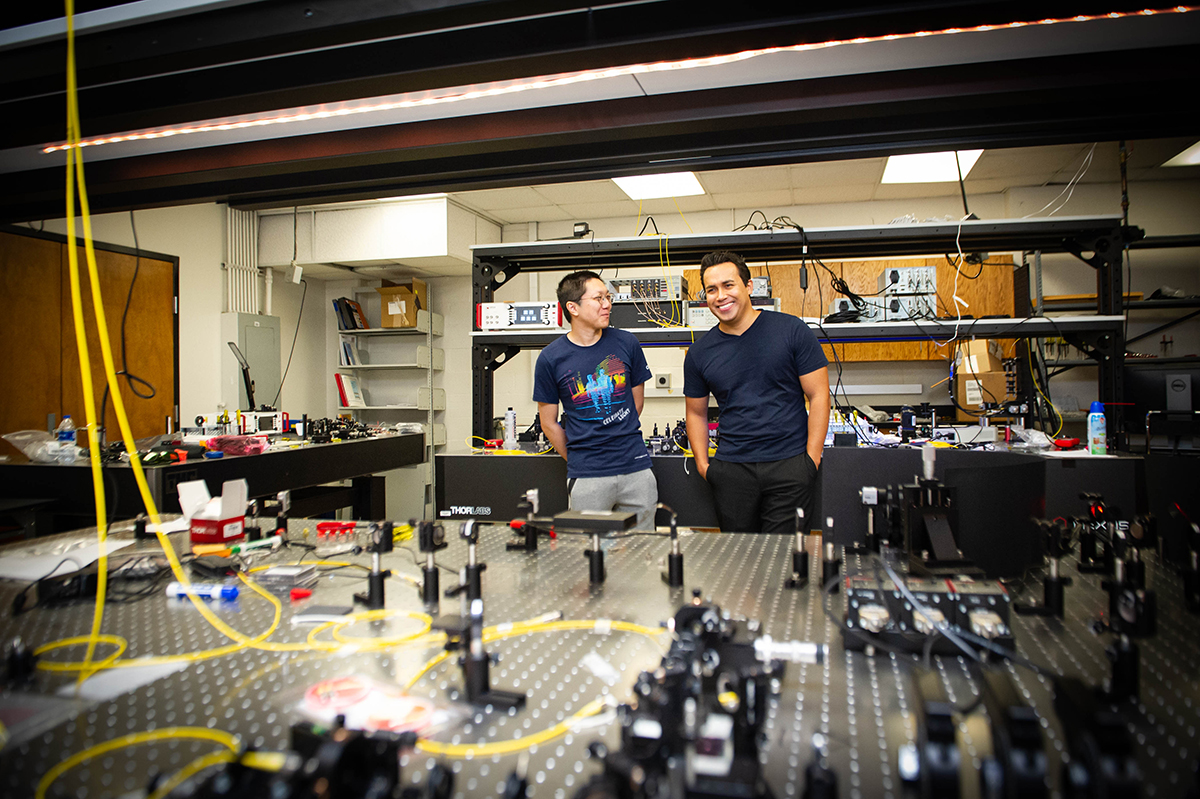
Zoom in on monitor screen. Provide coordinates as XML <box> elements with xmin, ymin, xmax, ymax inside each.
<box><xmin>1123</xmin><ymin>361</ymin><xmax>1200</xmax><ymax>432</ymax></box>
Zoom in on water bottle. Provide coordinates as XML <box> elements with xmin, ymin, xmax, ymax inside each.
<box><xmin>503</xmin><ymin>407</ymin><xmax>518</xmax><ymax>449</ymax></box>
<box><xmin>55</xmin><ymin>415</ymin><xmax>77</xmax><ymax>464</ymax></box>
<box><xmin>1087</xmin><ymin>401</ymin><xmax>1107</xmax><ymax>455</ymax></box>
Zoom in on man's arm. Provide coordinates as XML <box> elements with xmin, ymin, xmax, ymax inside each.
<box><xmin>538</xmin><ymin>402</ymin><xmax>568</xmax><ymax>460</ymax></box>
<box><xmin>633</xmin><ymin>383</ymin><xmax>645</xmax><ymax>416</ymax></box>
<box><xmin>799</xmin><ymin>367</ymin><xmax>831</xmax><ymax>468</ymax></box>
<box><xmin>685</xmin><ymin>396</ymin><xmax>712</xmax><ymax>479</ymax></box>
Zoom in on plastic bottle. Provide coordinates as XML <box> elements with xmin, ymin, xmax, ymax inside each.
<box><xmin>1087</xmin><ymin>401</ymin><xmax>1107</xmax><ymax>455</ymax></box>
<box><xmin>166</xmin><ymin>581</ymin><xmax>239</xmax><ymax>601</ymax></box>
<box><xmin>54</xmin><ymin>415</ymin><xmax>77</xmax><ymax>464</ymax></box>
<box><xmin>503</xmin><ymin>407</ymin><xmax>518</xmax><ymax>449</ymax></box>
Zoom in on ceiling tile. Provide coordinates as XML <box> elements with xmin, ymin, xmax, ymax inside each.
<box><xmin>530</xmin><ymin>181</ymin><xmax>628</xmax><ymax>204</ymax></box>
<box><xmin>557</xmin><ymin>200</ymin><xmax>642</xmax><ymax>219</ymax></box>
<box><xmin>637</xmin><ymin>195</ymin><xmax>718</xmax><ymax>214</ymax></box>
<box><xmin>790</xmin><ymin>159</ymin><xmax>884</xmax><ymax>187</ymax></box>
<box><xmin>967</xmin><ymin>145</ymin><xmax>1089</xmax><ymax>180</ymax></box>
<box><xmin>712</xmin><ymin>189</ymin><xmax>793</xmax><ymax>209</ymax></box>
<box><xmin>792</xmin><ymin>184</ymin><xmax>874</xmax><ymax>205</ymax></box>
<box><xmin>872</xmin><ymin>183</ymin><xmax>962</xmax><ymax>200</ymax></box>
<box><xmin>451</xmin><ymin>186</ymin><xmax>546</xmax><ymax>211</ymax></box>
<box><xmin>697</xmin><ymin>166</ymin><xmax>790</xmax><ymax>193</ymax></box>
<box><xmin>489</xmin><ymin>206</ymin><xmax>573</xmax><ymax>223</ymax></box>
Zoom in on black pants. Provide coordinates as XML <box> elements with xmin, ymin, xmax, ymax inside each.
<box><xmin>706</xmin><ymin>452</ymin><xmax>818</xmax><ymax>534</ymax></box>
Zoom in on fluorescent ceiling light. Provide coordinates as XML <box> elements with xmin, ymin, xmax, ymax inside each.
<box><xmin>1163</xmin><ymin>141</ymin><xmax>1200</xmax><ymax>167</ymax></box>
<box><xmin>612</xmin><ymin>172</ymin><xmax>705</xmax><ymax>200</ymax></box>
<box><xmin>881</xmin><ymin>150</ymin><xmax>984</xmax><ymax>183</ymax></box>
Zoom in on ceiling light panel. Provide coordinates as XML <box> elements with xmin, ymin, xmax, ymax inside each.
<box><xmin>881</xmin><ymin>150</ymin><xmax>984</xmax><ymax>183</ymax></box>
<box><xmin>612</xmin><ymin>172</ymin><xmax>705</xmax><ymax>200</ymax></box>
<box><xmin>1163</xmin><ymin>141</ymin><xmax>1200</xmax><ymax>167</ymax></box>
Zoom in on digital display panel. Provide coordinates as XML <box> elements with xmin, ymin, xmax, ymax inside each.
<box><xmin>514</xmin><ymin>306</ymin><xmax>542</xmax><ymax>324</ymax></box>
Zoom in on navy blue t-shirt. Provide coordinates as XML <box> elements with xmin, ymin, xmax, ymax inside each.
<box><xmin>683</xmin><ymin>311</ymin><xmax>828</xmax><ymax>463</ymax></box>
<box><xmin>533</xmin><ymin>328</ymin><xmax>653</xmax><ymax>478</ymax></box>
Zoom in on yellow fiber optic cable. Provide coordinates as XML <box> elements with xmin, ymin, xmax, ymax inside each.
<box><xmin>62</xmin><ymin>0</ymin><xmax>111</xmax><ymax>686</ymax></box>
<box><xmin>35</xmin><ymin>727</ymin><xmax>239</xmax><ymax>799</ymax></box>
<box><xmin>53</xmin><ymin>0</ymin><xmax>279</xmax><ymax>682</ymax></box>
<box><xmin>416</xmin><ymin>698</ymin><xmax>608</xmax><ymax>758</ymax></box>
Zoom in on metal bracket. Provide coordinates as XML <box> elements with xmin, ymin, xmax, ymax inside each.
<box><xmin>1063</xmin><ymin>329</ymin><xmax>1116</xmax><ymax>362</ymax></box>
<box><xmin>474</xmin><ymin>258</ymin><xmax>523</xmax><ymax>300</ymax></box>
<box><xmin>1062</xmin><ymin>227</ymin><xmax>1142</xmax><ymax>271</ymax></box>
<box><xmin>473</xmin><ymin>343</ymin><xmax>522</xmax><ymax>373</ymax></box>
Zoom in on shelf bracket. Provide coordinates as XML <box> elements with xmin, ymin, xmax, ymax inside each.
<box><xmin>473</xmin><ymin>257</ymin><xmax>522</xmax><ymax>307</ymax></box>
<box><xmin>472</xmin><ymin>343</ymin><xmax>523</xmax><ymax>438</ymax></box>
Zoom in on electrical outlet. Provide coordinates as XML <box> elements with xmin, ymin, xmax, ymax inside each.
<box><xmin>655</xmin><ymin>373</ymin><xmax>671</xmax><ymax>389</ymax></box>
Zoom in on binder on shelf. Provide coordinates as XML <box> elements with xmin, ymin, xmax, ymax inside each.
<box><xmin>341</xmin><ymin>374</ymin><xmax>366</xmax><ymax>407</ymax></box>
<box><xmin>334</xmin><ymin>372</ymin><xmax>367</xmax><ymax>407</ymax></box>
<box><xmin>347</xmin><ymin>299</ymin><xmax>370</xmax><ymax>330</ymax></box>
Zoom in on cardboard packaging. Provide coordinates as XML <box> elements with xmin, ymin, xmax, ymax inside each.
<box><xmin>956</xmin><ymin>339</ymin><xmax>1003</xmax><ymax>375</ymax></box>
<box><xmin>178</xmin><ymin>478</ymin><xmax>248</xmax><ymax>544</ymax></box>
<box><xmin>955</xmin><ymin>371</ymin><xmax>1011</xmax><ymax>421</ymax></box>
<box><xmin>377</xmin><ymin>279</ymin><xmax>427</xmax><ymax>328</ymax></box>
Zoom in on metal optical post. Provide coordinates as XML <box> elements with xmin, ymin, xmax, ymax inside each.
<box><xmin>585</xmin><ymin>531</ymin><xmax>605</xmax><ymax>584</ymax></box>
<box><xmin>353</xmin><ymin>521</ymin><xmax>393</xmax><ymax>610</ymax></box>
<box><xmin>447</xmin><ymin>520</ymin><xmax>485</xmax><ymax>607</ymax></box>
<box><xmin>658</xmin><ymin>503</ymin><xmax>683</xmax><ymax>588</ymax></box>
<box><xmin>507</xmin><ymin>489</ymin><xmax>541</xmax><ymax>552</ymax></box>
<box><xmin>785</xmin><ymin>508</ymin><xmax>809</xmax><ymax>590</ymax></box>
<box><xmin>822</xmin><ymin>516</ymin><xmax>841</xmax><ymax>593</ymax></box>
<box><xmin>1015</xmin><ymin>519</ymin><xmax>1074</xmax><ymax>619</ymax></box>
<box><xmin>417</xmin><ymin>520</ymin><xmax>447</xmax><ymax>609</ymax></box>
<box><xmin>461</xmin><ymin>598</ymin><xmax>527</xmax><ymax>710</ymax></box>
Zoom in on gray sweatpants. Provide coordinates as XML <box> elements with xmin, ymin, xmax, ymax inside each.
<box><xmin>568</xmin><ymin>469</ymin><xmax>659</xmax><ymax>530</ymax></box>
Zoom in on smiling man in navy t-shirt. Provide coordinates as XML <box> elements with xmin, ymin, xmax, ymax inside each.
<box><xmin>533</xmin><ymin>270</ymin><xmax>657</xmax><ymax>528</ymax></box>
<box><xmin>684</xmin><ymin>251</ymin><xmax>830</xmax><ymax>534</ymax></box>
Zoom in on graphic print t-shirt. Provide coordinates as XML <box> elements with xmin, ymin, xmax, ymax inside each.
<box><xmin>533</xmin><ymin>328</ymin><xmax>652</xmax><ymax>478</ymax></box>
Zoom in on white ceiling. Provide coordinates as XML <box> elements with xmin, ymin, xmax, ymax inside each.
<box><xmin>445</xmin><ymin>138</ymin><xmax>1200</xmax><ymax>225</ymax></box>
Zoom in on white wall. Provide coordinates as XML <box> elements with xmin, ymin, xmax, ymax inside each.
<box><xmin>41</xmin><ymin>203</ymin><xmax>328</xmax><ymax>425</ymax></box>
<box><xmin>36</xmin><ymin>175</ymin><xmax>1199</xmax><ymax>453</ymax></box>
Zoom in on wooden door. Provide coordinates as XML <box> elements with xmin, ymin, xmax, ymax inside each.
<box><xmin>0</xmin><ymin>228</ymin><xmax>177</xmax><ymax>460</ymax></box>
<box><xmin>0</xmin><ymin>232</ymin><xmax>62</xmax><ymax>458</ymax></box>
<box><xmin>60</xmin><ymin>244</ymin><xmax>177</xmax><ymax>447</ymax></box>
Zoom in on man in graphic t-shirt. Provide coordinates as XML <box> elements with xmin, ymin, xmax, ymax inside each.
<box><xmin>684</xmin><ymin>251</ymin><xmax>830</xmax><ymax>534</ymax></box>
<box><xmin>533</xmin><ymin>270</ymin><xmax>658</xmax><ymax>528</ymax></box>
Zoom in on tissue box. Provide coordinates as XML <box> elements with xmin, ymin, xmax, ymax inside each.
<box><xmin>178</xmin><ymin>478</ymin><xmax>248</xmax><ymax>545</ymax></box>
<box><xmin>190</xmin><ymin>516</ymin><xmax>246</xmax><ymax>545</ymax></box>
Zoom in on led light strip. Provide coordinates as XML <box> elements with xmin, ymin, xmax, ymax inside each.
<box><xmin>42</xmin><ymin>6</ymin><xmax>1197</xmax><ymax>154</ymax></box>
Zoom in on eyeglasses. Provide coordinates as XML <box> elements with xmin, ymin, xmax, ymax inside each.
<box><xmin>582</xmin><ymin>293</ymin><xmax>614</xmax><ymax>306</ymax></box>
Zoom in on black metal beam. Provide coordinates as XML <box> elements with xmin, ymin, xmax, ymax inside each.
<box><xmin>4</xmin><ymin>41</ymin><xmax>1194</xmax><ymax>223</ymax></box>
<box><xmin>3</xmin><ymin>1</ymin><xmax>1169</xmax><ymax>150</ymax></box>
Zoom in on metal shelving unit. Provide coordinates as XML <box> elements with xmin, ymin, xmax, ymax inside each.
<box><xmin>470</xmin><ymin>216</ymin><xmax>1140</xmax><ymax>440</ymax></box>
<box><xmin>336</xmin><ymin>296</ymin><xmax>446</xmax><ymax>516</ymax></box>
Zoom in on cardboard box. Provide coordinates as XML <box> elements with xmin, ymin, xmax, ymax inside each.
<box><xmin>955</xmin><ymin>371</ymin><xmax>1011</xmax><ymax>421</ymax></box>
<box><xmin>178</xmin><ymin>478</ymin><xmax>248</xmax><ymax>545</ymax></box>
<box><xmin>377</xmin><ymin>279</ymin><xmax>427</xmax><ymax>328</ymax></box>
<box><xmin>957</xmin><ymin>339</ymin><xmax>1003</xmax><ymax>375</ymax></box>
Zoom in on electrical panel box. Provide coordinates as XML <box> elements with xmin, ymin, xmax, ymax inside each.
<box><xmin>220</xmin><ymin>312</ymin><xmax>281</xmax><ymax>412</ymax></box>
<box><xmin>878</xmin><ymin>266</ymin><xmax>937</xmax><ymax>295</ymax></box>
<box><xmin>883</xmin><ymin>294</ymin><xmax>937</xmax><ymax>321</ymax></box>
<box><xmin>476</xmin><ymin>302</ymin><xmax>564</xmax><ymax>331</ymax></box>
<box><xmin>610</xmin><ymin>276</ymin><xmax>688</xmax><ymax>302</ymax></box>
